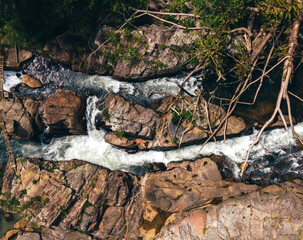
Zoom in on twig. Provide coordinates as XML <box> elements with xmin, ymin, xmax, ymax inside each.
<box><xmin>288</xmin><ymin>90</ymin><xmax>303</xmax><ymax>102</ymax></box>
<box><xmin>146</xmin><ymin>12</ymin><xmax>208</xmax><ymax>30</ymax></box>
<box><xmin>278</xmin><ymin>108</ymin><xmax>288</xmax><ymax>130</ymax></box>
<box><xmin>134</xmin><ymin>9</ymin><xmax>201</xmax><ymax>18</ymax></box>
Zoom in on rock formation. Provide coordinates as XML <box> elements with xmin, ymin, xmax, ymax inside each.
<box><xmin>0</xmin><ymin>89</ymin><xmax>86</xmax><ymax>140</ymax></box>
<box><xmin>100</xmin><ymin>93</ymin><xmax>246</xmax><ymax>149</ymax></box>
<box><xmin>0</xmin><ymin>156</ymin><xmax>260</xmax><ymax>240</ymax></box>
<box><xmin>42</xmin><ymin>24</ymin><xmax>198</xmax><ymax>80</ymax></box>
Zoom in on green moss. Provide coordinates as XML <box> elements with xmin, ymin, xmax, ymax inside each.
<box><xmin>21</xmin><ymin>189</ymin><xmax>27</xmax><ymax>195</ymax></box>
<box><xmin>298</xmin><ymin>229</ymin><xmax>302</xmax><ymax>240</ymax></box>
<box><xmin>42</xmin><ymin>198</ymin><xmax>50</xmax><ymax>206</ymax></box>
<box><xmin>20</xmin><ymin>201</ymin><xmax>33</xmax><ymax>211</ymax></box>
<box><xmin>34</xmin><ymin>196</ymin><xmax>41</xmax><ymax>202</ymax></box>
<box><xmin>172</xmin><ymin>137</ymin><xmax>180</xmax><ymax>145</ymax></box>
<box><xmin>102</xmin><ymin>108</ymin><xmax>110</xmax><ymax>121</ymax></box>
<box><xmin>116</xmin><ymin>131</ymin><xmax>125</xmax><ymax>138</ymax></box>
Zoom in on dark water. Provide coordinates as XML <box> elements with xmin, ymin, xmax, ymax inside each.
<box><xmin>0</xmin><ymin>212</ymin><xmax>22</xmax><ymax>237</ymax></box>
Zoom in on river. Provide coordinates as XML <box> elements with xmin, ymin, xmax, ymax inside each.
<box><xmin>1</xmin><ymin>56</ymin><xmax>303</xmax><ymax>184</ymax></box>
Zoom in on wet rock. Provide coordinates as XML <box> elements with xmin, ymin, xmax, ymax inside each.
<box><xmin>2</xmin><ymin>48</ymin><xmax>33</xmax><ymax>69</ymax></box>
<box><xmin>39</xmin><ymin>89</ymin><xmax>86</xmax><ymax>135</ymax></box>
<box><xmin>103</xmin><ymin>92</ymin><xmax>158</xmax><ymax>139</ymax></box>
<box><xmin>144</xmin><ymin>158</ymin><xmax>257</xmax><ymax>212</ymax></box>
<box><xmin>22</xmin><ymin>75</ymin><xmax>42</xmax><ymax>88</ymax></box>
<box><xmin>104</xmin><ymin>133</ymin><xmax>138</xmax><ymax>149</ymax></box>
<box><xmin>146</xmin><ymin>162</ymin><xmax>167</xmax><ymax>172</ymax></box>
<box><xmin>1</xmin><ymin>229</ymin><xmax>19</xmax><ymax>240</ymax></box>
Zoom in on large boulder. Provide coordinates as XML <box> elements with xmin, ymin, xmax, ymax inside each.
<box><xmin>22</xmin><ymin>74</ymin><xmax>43</xmax><ymax>88</ymax></box>
<box><xmin>0</xmin><ymin>92</ymin><xmax>41</xmax><ymax>140</ymax></box>
<box><xmin>100</xmin><ymin>93</ymin><xmax>246</xmax><ymax>150</ymax></box>
<box><xmin>39</xmin><ymin>89</ymin><xmax>86</xmax><ymax>135</ymax></box>
<box><xmin>2</xmin><ymin>47</ymin><xmax>33</xmax><ymax>69</ymax></box>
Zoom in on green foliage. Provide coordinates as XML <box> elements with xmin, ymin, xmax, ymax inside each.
<box><xmin>170</xmin><ymin>0</ymin><xmax>189</xmax><ymax>13</ymax></box>
<box><xmin>172</xmin><ymin>137</ymin><xmax>180</xmax><ymax>145</ymax></box>
<box><xmin>42</xmin><ymin>197</ymin><xmax>50</xmax><ymax>206</ymax></box>
<box><xmin>116</xmin><ymin>131</ymin><xmax>125</xmax><ymax>138</ymax></box>
<box><xmin>21</xmin><ymin>189</ymin><xmax>27</xmax><ymax>195</ymax></box>
<box><xmin>102</xmin><ymin>108</ymin><xmax>110</xmax><ymax>121</ymax></box>
<box><xmin>32</xmin><ymin>179</ymin><xmax>37</xmax><ymax>184</ymax></box>
<box><xmin>192</xmin><ymin>0</ymin><xmax>256</xmax><ymax>30</ymax></box>
<box><xmin>83</xmin><ymin>201</ymin><xmax>94</xmax><ymax>209</ymax></box>
<box><xmin>171</xmin><ymin>108</ymin><xmax>194</xmax><ymax>125</ymax></box>
<box><xmin>20</xmin><ymin>201</ymin><xmax>33</xmax><ymax>211</ymax></box>
<box><xmin>34</xmin><ymin>196</ymin><xmax>41</xmax><ymax>202</ymax></box>
<box><xmin>0</xmin><ymin>0</ymin><xmax>149</xmax><ymax>47</ymax></box>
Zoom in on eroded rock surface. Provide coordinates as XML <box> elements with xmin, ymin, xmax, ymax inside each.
<box><xmin>43</xmin><ymin>25</ymin><xmax>198</xmax><ymax>80</ymax></box>
<box><xmin>2</xmin><ymin>48</ymin><xmax>33</xmax><ymax>69</ymax></box>
<box><xmin>39</xmin><ymin>89</ymin><xmax>86</xmax><ymax>134</ymax></box>
<box><xmin>0</xmin><ymin>92</ymin><xmax>40</xmax><ymax>140</ymax></box>
<box><xmin>100</xmin><ymin>93</ymin><xmax>246</xmax><ymax>150</ymax></box>
<box><xmin>0</xmin><ymin>157</ymin><xmax>259</xmax><ymax>240</ymax></box>
<box><xmin>143</xmin><ymin>158</ymin><xmax>257</xmax><ymax>212</ymax></box>
<box><xmin>156</xmin><ymin>181</ymin><xmax>303</xmax><ymax>240</ymax></box>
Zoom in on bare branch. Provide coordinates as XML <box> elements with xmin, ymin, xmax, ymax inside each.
<box><xmin>134</xmin><ymin>9</ymin><xmax>201</xmax><ymax>18</ymax></box>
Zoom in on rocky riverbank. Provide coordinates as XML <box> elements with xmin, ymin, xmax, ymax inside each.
<box><xmin>0</xmin><ymin>157</ymin><xmax>303</xmax><ymax>240</ymax></box>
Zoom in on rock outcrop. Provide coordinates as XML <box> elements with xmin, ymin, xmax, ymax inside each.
<box><xmin>156</xmin><ymin>181</ymin><xmax>303</xmax><ymax>240</ymax></box>
<box><xmin>0</xmin><ymin>157</ymin><xmax>258</xmax><ymax>240</ymax></box>
<box><xmin>43</xmin><ymin>24</ymin><xmax>198</xmax><ymax>80</ymax></box>
<box><xmin>0</xmin><ymin>89</ymin><xmax>86</xmax><ymax>140</ymax></box>
<box><xmin>99</xmin><ymin>93</ymin><xmax>246</xmax><ymax>150</ymax></box>
<box><xmin>2</xmin><ymin>48</ymin><xmax>33</xmax><ymax>69</ymax></box>
<box><xmin>39</xmin><ymin>89</ymin><xmax>86</xmax><ymax>134</ymax></box>
<box><xmin>0</xmin><ymin>92</ymin><xmax>41</xmax><ymax>140</ymax></box>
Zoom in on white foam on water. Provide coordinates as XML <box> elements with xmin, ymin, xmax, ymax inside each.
<box><xmin>18</xmin><ymin>96</ymin><xmax>303</xmax><ymax>175</ymax></box>
<box><xmin>3</xmin><ymin>71</ymin><xmax>22</xmax><ymax>92</ymax></box>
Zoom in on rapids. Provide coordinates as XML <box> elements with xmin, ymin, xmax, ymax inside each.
<box><xmin>1</xmin><ymin>57</ymin><xmax>303</xmax><ymax>184</ymax></box>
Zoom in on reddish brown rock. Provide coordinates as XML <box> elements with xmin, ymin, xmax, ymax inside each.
<box><xmin>22</xmin><ymin>75</ymin><xmax>42</xmax><ymax>88</ymax></box>
<box><xmin>3</xmin><ymin>47</ymin><xmax>33</xmax><ymax>69</ymax></box>
<box><xmin>39</xmin><ymin>89</ymin><xmax>86</xmax><ymax>134</ymax></box>
<box><xmin>156</xmin><ymin>180</ymin><xmax>303</xmax><ymax>240</ymax></box>
<box><xmin>102</xmin><ymin>93</ymin><xmax>246</xmax><ymax>150</ymax></box>
<box><xmin>144</xmin><ymin>158</ymin><xmax>257</xmax><ymax>212</ymax></box>
<box><xmin>0</xmin><ymin>93</ymin><xmax>39</xmax><ymax>140</ymax></box>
